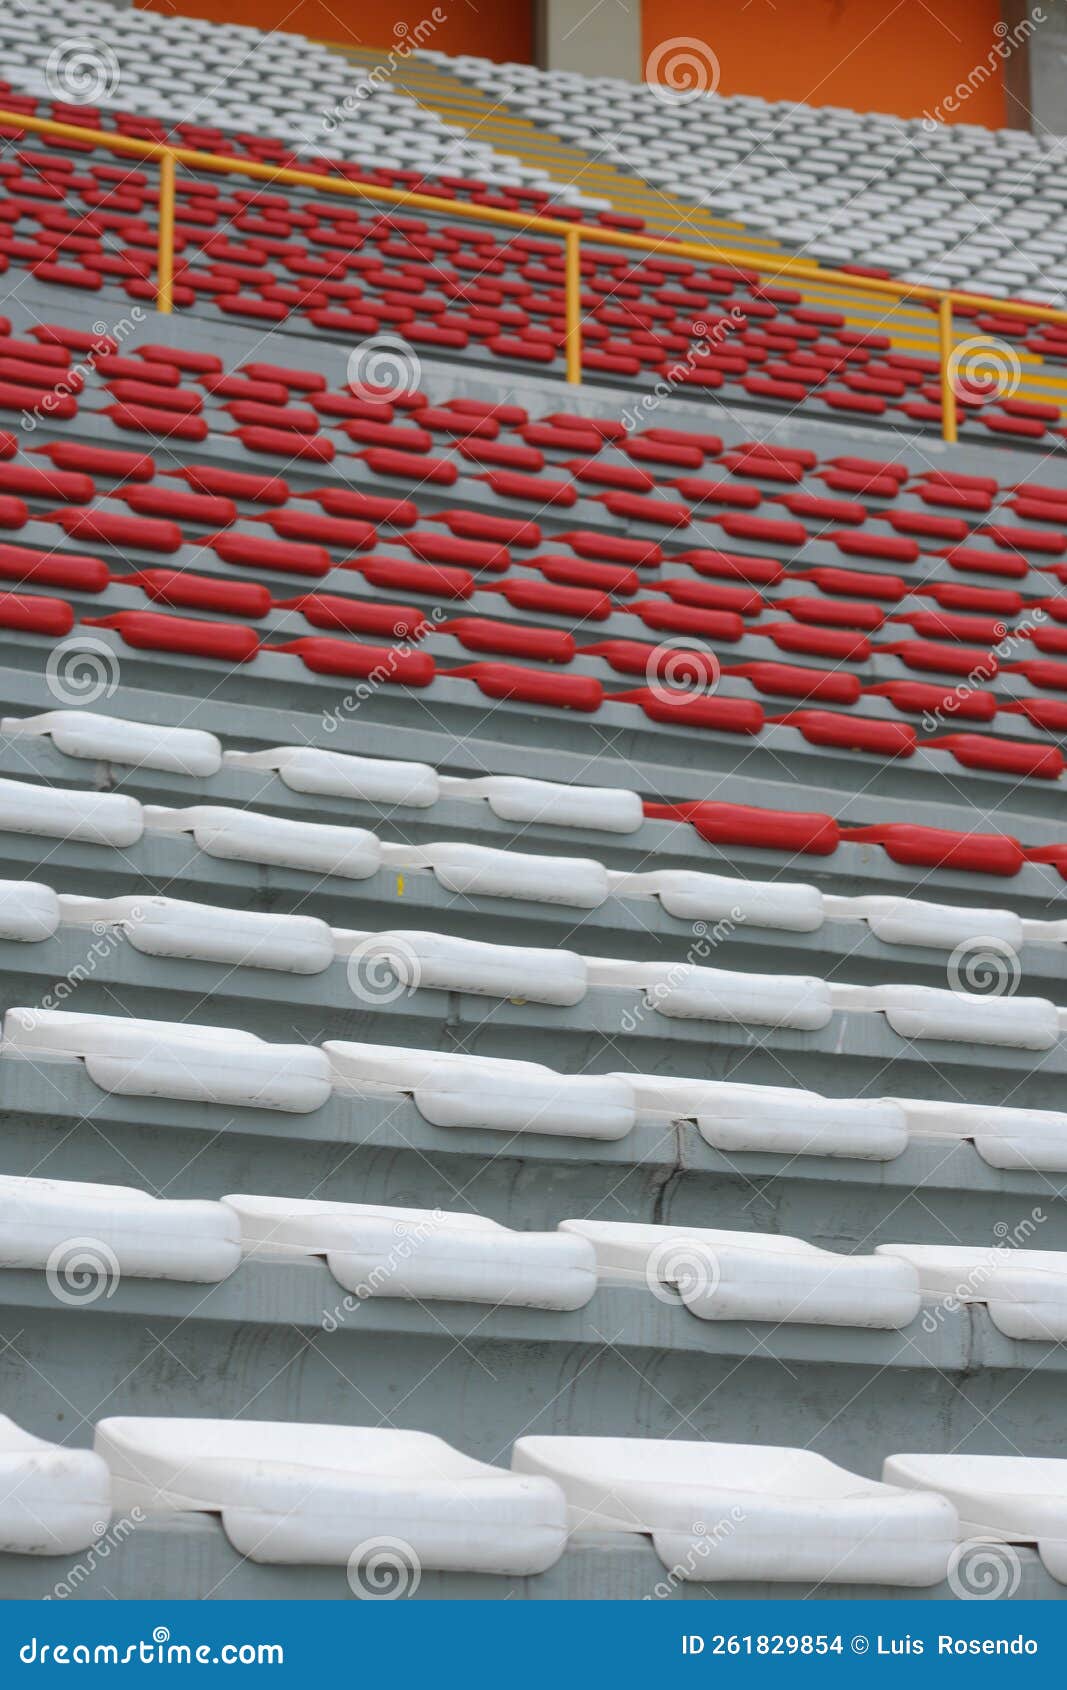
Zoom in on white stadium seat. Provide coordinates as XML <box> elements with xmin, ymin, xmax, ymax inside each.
<box><xmin>2</xmin><ymin>1009</ymin><xmax>332</xmax><ymax>1113</ymax></box>
<box><xmin>225</xmin><ymin>1195</ymin><xmax>597</xmax><ymax>1310</ymax></box>
<box><xmin>884</xmin><ymin>1454</ymin><xmax>1067</xmax><ymax>1583</ymax></box>
<box><xmin>0</xmin><ymin>1416</ymin><xmax>110</xmax><ymax>1556</ymax></box>
<box><xmin>95</xmin><ymin>1420</ymin><xmax>569</xmax><ymax>1572</ymax></box>
<box><xmin>561</xmin><ymin>1219</ymin><xmax>921</xmax><ymax>1328</ymax></box>
<box><xmin>877</xmin><ymin>1243</ymin><xmax>1067</xmax><ymax>1341</ymax></box>
<box><xmin>0</xmin><ymin>1175</ymin><xmax>239</xmax><ymax>1282</ymax></box>
<box><xmin>512</xmin><ymin>1437</ymin><xmax>958</xmax><ymax>1585</ymax></box>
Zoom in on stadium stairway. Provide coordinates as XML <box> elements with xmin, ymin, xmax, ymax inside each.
<box><xmin>356</xmin><ymin>47</ymin><xmax>1030</xmax><ymax>396</ymax></box>
<box><xmin>0</xmin><ymin>281</ymin><xmax>1064</xmax><ymax>1598</ymax></box>
<box><xmin>415</xmin><ymin>50</ymin><xmax>1067</xmax><ymax>415</ymax></box>
<box><xmin>441</xmin><ymin>54</ymin><xmax>1067</xmax><ymax>304</ymax></box>
<box><xmin>338</xmin><ymin>46</ymin><xmax>783</xmax><ymax>254</ymax></box>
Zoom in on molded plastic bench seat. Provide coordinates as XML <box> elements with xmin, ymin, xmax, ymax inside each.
<box><xmin>274</xmin><ymin>636</ymin><xmax>435</xmax><ymax>687</ymax></box>
<box><xmin>95</xmin><ymin>1420</ymin><xmax>567</xmax><ymax>1573</ymax></box>
<box><xmin>129</xmin><ymin>568</ymin><xmax>272</xmax><ymax>619</ymax></box>
<box><xmin>226</xmin><ymin>1195</ymin><xmax>597</xmax><ymax>1310</ymax></box>
<box><xmin>625</xmin><ymin>1075</ymin><xmax>906</xmax><ymax>1159</ymax></box>
<box><xmin>225</xmin><ymin>745</ymin><xmax>439</xmax><ymax>807</ymax></box>
<box><xmin>333</xmin><ymin>926</ymin><xmax>586</xmax><ymax>1005</ymax></box>
<box><xmin>884</xmin><ymin>1455</ymin><xmax>1067</xmax><ymax>1583</ymax></box>
<box><xmin>63</xmin><ymin>893</ymin><xmax>334</xmax><ymax>975</ymax></box>
<box><xmin>838</xmin><ymin>824</ymin><xmax>1024</xmax><ymax>875</ymax></box>
<box><xmin>0</xmin><ymin>777</ymin><xmax>142</xmax><ymax>846</ymax></box>
<box><xmin>511</xmin><ymin>1438</ymin><xmax>956</xmax><ymax>1586</ymax></box>
<box><xmin>561</xmin><ymin>1219</ymin><xmax>920</xmax><ymax>1328</ymax></box>
<box><xmin>837</xmin><ymin>894</ymin><xmax>1022</xmax><ymax>951</ymax></box>
<box><xmin>145</xmin><ymin>804</ymin><xmax>382</xmax><ymax>879</ymax></box>
<box><xmin>877</xmin><ymin>1244</ymin><xmax>1067</xmax><ymax>1341</ymax></box>
<box><xmin>210</xmin><ymin>532</ymin><xmax>331</xmax><ymax>577</ymax></box>
<box><xmin>0</xmin><ymin>878</ymin><xmax>58</xmax><ymax>942</ymax></box>
<box><xmin>881</xmin><ymin>1097</ymin><xmax>1067</xmax><ymax>1173</ymax></box>
<box><xmin>0</xmin><ymin>1173</ymin><xmax>239</xmax><ymax>1282</ymax></box>
<box><xmin>613</xmin><ymin>866</ymin><xmax>824</xmax><ymax>931</ymax></box>
<box><xmin>452</xmin><ymin>661</ymin><xmax>602</xmax><ymax>712</ymax></box>
<box><xmin>2</xmin><ymin>1007</ymin><xmax>332</xmax><ymax>1113</ymax></box>
<box><xmin>173</xmin><ymin>465</ymin><xmax>288</xmax><ymax>504</ymax></box>
<box><xmin>439</xmin><ymin>773</ymin><xmax>642</xmax><ymax>833</ymax></box>
<box><xmin>586</xmin><ymin>956</ymin><xmax>831</xmax><ymax>1030</ymax></box>
<box><xmin>55</xmin><ymin>508</ymin><xmax>182</xmax><ymax>554</ymax></box>
<box><xmin>854</xmin><ymin>983</ymin><xmax>1060</xmax><ymax>1050</ymax></box>
<box><xmin>84</xmin><ymin>612</ymin><xmax>260</xmax><ymax>664</ymax></box>
<box><xmin>2</xmin><ymin>710</ymin><xmax>221</xmax><ymax>775</ymax></box>
<box><xmin>0</xmin><ymin>1416</ymin><xmax>109</xmax><ymax>1556</ymax></box>
<box><xmin>326</xmin><ymin>1041</ymin><xmax>634</xmax><ymax>1139</ymax></box>
<box><xmin>397</xmin><ymin>842</ymin><xmax>609</xmax><ymax>907</ymax></box>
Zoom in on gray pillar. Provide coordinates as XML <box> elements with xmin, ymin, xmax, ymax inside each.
<box><xmin>534</xmin><ymin>0</ymin><xmax>642</xmax><ymax>82</ymax></box>
<box><xmin>1001</xmin><ymin>0</ymin><xmax>1067</xmax><ymax>134</ymax></box>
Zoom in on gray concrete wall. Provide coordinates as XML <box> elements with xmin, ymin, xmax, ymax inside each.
<box><xmin>1002</xmin><ymin>0</ymin><xmax>1067</xmax><ymax>134</ymax></box>
<box><xmin>535</xmin><ymin>0</ymin><xmax>642</xmax><ymax>82</ymax></box>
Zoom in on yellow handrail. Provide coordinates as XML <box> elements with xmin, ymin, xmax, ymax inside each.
<box><xmin>3</xmin><ymin>104</ymin><xmax>1064</xmax><ymax>443</ymax></box>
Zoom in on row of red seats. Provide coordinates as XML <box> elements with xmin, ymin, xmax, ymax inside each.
<box><xmin>4</xmin><ymin>329</ymin><xmax>1067</xmax><ymax>735</ymax></box>
<box><xmin>0</xmin><ymin>571</ymin><xmax>1062</xmax><ymax>781</ymax></box>
<box><xmin>0</xmin><ymin>91</ymin><xmax>1060</xmax><ymax>440</ymax></box>
<box><xmin>4</xmin><ymin>562</ymin><xmax>1064</xmax><ymax>873</ymax></box>
<box><xmin>10</xmin><ymin>325</ymin><xmax>1066</xmax><ymax>591</ymax></box>
<box><xmin>645</xmin><ymin>799</ymin><xmax>1067</xmax><ymax>879</ymax></box>
<box><xmin>7</xmin><ymin>521</ymin><xmax>1067</xmax><ymax>738</ymax></box>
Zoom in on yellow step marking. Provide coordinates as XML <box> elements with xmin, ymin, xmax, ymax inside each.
<box><xmin>311</xmin><ymin>40</ymin><xmax>1064</xmax><ymax>395</ymax></box>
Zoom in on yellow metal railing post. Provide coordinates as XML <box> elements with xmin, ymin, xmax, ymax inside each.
<box><xmin>938</xmin><ymin>295</ymin><xmax>958</xmax><ymax>445</ymax></box>
<box><xmin>0</xmin><ymin>106</ymin><xmax>1064</xmax><ymax>432</ymax></box>
<box><xmin>156</xmin><ymin>150</ymin><xmax>176</xmax><ymax>316</ymax></box>
<box><xmin>564</xmin><ymin>228</ymin><xmax>582</xmax><ymax>385</ymax></box>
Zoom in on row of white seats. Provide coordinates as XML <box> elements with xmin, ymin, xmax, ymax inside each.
<box><xmin>6</xmin><ymin>1008</ymin><xmax>1066</xmax><ymax>1168</ymax></box>
<box><xmin>5</xmin><ymin>711</ymin><xmax>1061</xmax><ymax>954</ymax></box>
<box><xmin>5</xmin><ymin>879</ymin><xmax>1055</xmax><ymax>989</ymax></box>
<box><xmin>438</xmin><ymin>51</ymin><xmax>1067</xmax><ymax>302</ymax></box>
<box><xmin>3</xmin><ymin>917</ymin><xmax>1064</xmax><ymax>1045</ymax></box>
<box><xmin>6</xmin><ymin>1412</ymin><xmax>1064</xmax><ymax>1588</ymax></box>
<box><xmin>0</xmin><ymin>0</ymin><xmax>596</xmax><ymax>200</ymax></box>
<box><xmin>0</xmin><ymin>884</ymin><xmax>1058</xmax><ymax>1047</ymax></box>
<box><xmin>6</xmin><ymin>1173</ymin><xmax>1066</xmax><ymax>1338</ymax></box>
